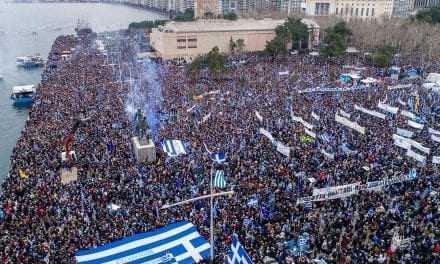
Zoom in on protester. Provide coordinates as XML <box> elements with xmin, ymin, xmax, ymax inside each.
<box><xmin>0</xmin><ymin>30</ymin><xmax>439</xmax><ymax>264</ymax></box>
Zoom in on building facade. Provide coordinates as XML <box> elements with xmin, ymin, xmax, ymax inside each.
<box><xmin>304</xmin><ymin>0</ymin><xmax>394</xmax><ymax>20</ymax></box>
<box><xmin>194</xmin><ymin>0</ymin><xmax>220</xmax><ymax>18</ymax></box>
<box><xmin>392</xmin><ymin>0</ymin><xmax>414</xmax><ymax>17</ymax></box>
<box><xmin>414</xmin><ymin>0</ymin><xmax>440</xmax><ymax>8</ymax></box>
<box><xmin>150</xmin><ymin>18</ymin><xmax>320</xmax><ymax>60</ymax></box>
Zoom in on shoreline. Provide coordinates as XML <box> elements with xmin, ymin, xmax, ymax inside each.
<box><xmin>7</xmin><ymin>1</ymin><xmax>172</xmax><ymax>17</ymax></box>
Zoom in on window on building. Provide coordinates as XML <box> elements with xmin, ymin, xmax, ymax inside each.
<box><xmin>335</xmin><ymin>7</ymin><xmax>338</xmax><ymax>15</ymax></box>
<box><xmin>346</xmin><ymin>7</ymin><xmax>349</xmax><ymax>15</ymax></box>
<box><xmin>366</xmin><ymin>8</ymin><xmax>369</xmax><ymax>16</ymax></box>
<box><xmin>350</xmin><ymin>7</ymin><xmax>353</xmax><ymax>15</ymax></box>
<box><xmin>355</xmin><ymin>7</ymin><xmax>358</xmax><ymax>15</ymax></box>
<box><xmin>371</xmin><ymin>8</ymin><xmax>374</xmax><ymax>16</ymax></box>
<box><xmin>361</xmin><ymin>8</ymin><xmax>364</xmax><ymax>16</ymax></box>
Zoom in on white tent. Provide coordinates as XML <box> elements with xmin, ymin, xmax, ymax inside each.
<box><xmin>346</xmin><ymin>47</ymin><xmax>359</xmax><ymax>53</ymax></box>
<box><xmin>426</xmin><ymin>73</ymin><xmax>440</xmax><ymax>84</ymax></box>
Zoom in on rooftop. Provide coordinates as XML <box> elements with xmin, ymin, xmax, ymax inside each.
<box><xmin>157</xmin><ymin>18</ymin><xmax>319</xmax><ymax>33</ymax></box>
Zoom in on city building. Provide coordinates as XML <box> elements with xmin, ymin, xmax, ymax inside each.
<box><xmin>150</xmin><ymin>18</ymin><xmax>320</xmax><ymax>60</ymax></box>
<box><xmin>392</xmin><ymin>0</ymin><xmax>414</xmax><ymax>17</ymax></box>
<box><xmin>304</xmin><ymin>0</ymin><xmax>394</xmax><ymax>20</ymax></box>
<box><xmin>194</xmin><ymin>0</ymin><xmax>220</xmax><ymax>18</ymax></box>
<box><xmin>414</xmin><ymin>0</ymin><xmax>440</xmax><ymax>8</ymax></box>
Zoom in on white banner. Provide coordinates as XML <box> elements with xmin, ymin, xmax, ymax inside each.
<box><xmin>276</xmin><ymin>141</ymin><xmax>290</xmax><ymax>157</ymax></box>
<box><xmin>321</xmin><ymin>149</ymin><xmax>335</xmax><ymax>160</ymax></box>
<box><xmin>396</xmin><ymin>128</ymin><xmax>414</xmax><ymax>138</ymax></box>
<box><xmin>408</xmin><ymin>120</ymin><xmax>424</xmax><ymax>130</ymax></box>
<box><xmin>304</xmin><ymin>128</ymin><xmax>316</xmax><ymax>139</ymax></box>
<box><xmin>313</xmin><ymin>182</ymin><xmax>360</xmax><ymax>196</ymax></box>
<box><xmin>255</xmin><ymin>111</ymin><xmax>263</xmax><ymax>122</ymax></box>
<box><xmin>433</xmin><ymin>156</ymin><xmax>440</xmax><ymax>164</ymax></box>
<box><xmin>397</xmin><ymin>98</ymin><xmax>407</xmax><ymax>106</ymax></box>
<box><xmin>401</xmin><ymin>110</ymin><xmax>416</xmax><ymax>120</ymax></box>
<box><xmin>378</xmin><ymin>102</ymin><xmax>399</xmax><ymax>114</ymax></box>
<box><xmin>335</xmin><ymin>114</ymin><xmax>365</xmax><ymax>134</ymax></box>
<box><xmin>354</xmin><ymin>105</ymin><xmax>386</xmax><ymax>119</ymax></box>
<box><xmin>406</xmin><ymin>149</ymin><xmax>426</xmax><ymax>163</ymax></box>
<box><xmin>432</xmin><ymin>134</ymin><xmax>440</xmax><ymax>143</ymax></box>
<box><xmin>291</xmin><ymin>112</ymin><xmax>313</xmax><ymax>130</ymax></box>
<box><xmin>259</xmin><ymin>128</ymin><xmax>274</xmax><ymax>143</ymax></box>
<box><xmin>297</xmin><ymin>172</ymin><xmax>418</xmax><ymax>204</ymax></box>
<box><xmin>428</xmin><ymin>127</ymin><xmax>440</xmax><ymax>136</ymax></box>
<box><xmin>339</xmin><ymin>110</ymin><xmax>351</xmax><ymax>119</ymax></box>
<box><xmin>388</xmin><ymin>84</ymin><xmax>412</xmax><ymax>90</ymax></box>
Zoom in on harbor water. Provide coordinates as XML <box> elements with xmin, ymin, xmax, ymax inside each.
<box><xmin>0</xmin><ymin>2</ymin><xmax>166</xmax><ymax>182</ymax></box>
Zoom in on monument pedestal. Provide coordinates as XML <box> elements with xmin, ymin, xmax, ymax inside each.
<box><xmin>132</xmin><ymin>137</ymin><xmax>156</xmax><ymax>163</ymax></box>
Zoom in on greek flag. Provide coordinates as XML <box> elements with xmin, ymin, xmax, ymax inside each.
<box><xmin>162</xmin><ymin>140</ymin><xmax>187</xmax><ymax>157</ymax></box>
<box><xmin>226</xmin><ymin>235</ymin><xmax>253</xmax><ymax>264</ymax></box>
<box><xmin>75</xmin><ymin>221</ymin><xmax>210</xmax><ymax>264</ymax></box>
<box><xmin>408</xmin><ymin>168</ymin><xmax>417</xmax><ymax>180</ymax></box>
<box><xmin>213</xmin><ymin>170</ymin><xmax>226</xmax><ymax>189</ymax></box>
<box><xmin>211</xmin><ymin>152</ymin><xmax>226</xmax><ymax>163</ymax></box>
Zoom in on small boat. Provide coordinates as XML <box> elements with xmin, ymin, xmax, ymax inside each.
<box><xmin>16</xmin><ymin>55</ymin><xmax>45</xmax><ymax>68</ymax></box>
<box><xmin>11</xmin><ymin>85</ymin><xmax>35</xmax><ymax>106</ymax></box>
<box><xmin>0</xmin><ymin>75</ymin><xmax>3</xmax><ymax>81</ymax></box>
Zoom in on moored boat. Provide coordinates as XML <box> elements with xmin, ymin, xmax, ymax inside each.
<box><xmin>10</xmin><ymin>85</ymin><xmax>35</xmax><ymax>106</ymax></box>
<box><xmin>16</xmin><ymin>55</ymin><xmax>45</xmax><ymax>68</ymax></box>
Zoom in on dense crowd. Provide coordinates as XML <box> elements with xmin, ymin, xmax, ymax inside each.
<box><xmin>0</xmin><ymin>30</ymin><xmax>439</xmax><ymax>264</ymax></box>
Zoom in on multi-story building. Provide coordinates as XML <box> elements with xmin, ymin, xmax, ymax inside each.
<box><xmin>194</xmin><ymin>0</ymin><xmax>220</xmax><ymax>18</ymax></box>
<box><xmin>392</xmin><ymin>0</ymin><xmax>414</xmax><ymax>17</ymax></box>
<box><xmin>150</xmin><ymin>18</ymin><xmax>320</xmax><ymax>60</ymax></box>
<box><xmin>414</xmin><ymin>0</ymin><xmax>440</xmax><ymax>8</ymax></box>
<box><xmin>304</xmin><ymin>0</ymin><xmax>394</xmax><ymax>20</ymax></box>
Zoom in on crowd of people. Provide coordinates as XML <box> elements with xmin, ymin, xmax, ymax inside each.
<box><xmin>0</xmin><ymin>29</ymin><xmax>439</xmax><ymax>264</ymax></box>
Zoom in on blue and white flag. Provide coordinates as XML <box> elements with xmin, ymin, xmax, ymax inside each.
<box><xmin>226</xmin><ymin>235</ymin><xmax>253</xmax><ymax>264</ymax></box>
<box><xmin>408</xmin><ymin>168</ymin><xmax>417</xmax><ymax>180</ymax></box>
<box><xmin>211</xmin><ymin>152</ymin><xmax>226</xmax><ymax>163</ymax></box>
<box><xmin>162</xmin><ymin>140</ymin><xmax>187</xmax><ymax>157</ymax></box>
<box><xmin>213</xmin><ymin>170</ymin><xmax>226</xmax><ymax>189</ymax></box>
<box><xmin>75</xmin><ymin>221</ymin><xmax>210</xmax><ymax>264</ymax></box>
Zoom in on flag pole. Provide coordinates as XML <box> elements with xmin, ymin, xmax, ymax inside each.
<box><xmin>210</xmin><ymin>162</ymin><xmax>214</xmax><ymax>262</ymax></box>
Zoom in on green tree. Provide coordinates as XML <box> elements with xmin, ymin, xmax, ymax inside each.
<box><xmin>229</xmin><ymin>37</ymin><xmax>236</xmax><ymax>54</ymax></box>
<box><xmin>415</xmin><ymin>7</ymin><xmax>440</xmax><ymax>24</ymax></box>
<box><xmin>319</xmin><ymin>22</ymin><xmax>351</xmax><ymax>57</ymax></box>
<box><xmin>367</xmin><ymin>44</ymin><xmax>396</xmax><ymax>67</ymax></box>
<box><xmin>236</xmin><ymin>39</ymin><xmax>245</xmax><ymax>53</ymax></box>
<box><xmin>187</xmin><ymin>47</ymin><xmax>227</xmax><ymax>79</ymax></box>
<box><xmin>224</xmin><ymin>12</ymin><xmax>238</xmax><ymax>20</ymax></box>
<box><xmin>175</xmin><ymin>8</ymin><xmax>194</xmax><ymax>21</ymax></box>
<box><xmin>264</xmin><ymin>18</ymin><xmax>309</xmax><ymax>56</ymax></box>
<box><xmin>285</xmin><ymin>18</ymin><xmax>309</xmax><ymax>51</ymax></box>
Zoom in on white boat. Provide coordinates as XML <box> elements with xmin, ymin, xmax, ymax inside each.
<box><xmin>10</xmin><ymin>85</ymin><xmax>36</xmax><ymax>106</ymax></box>
<box><xmin>16</xmin><ymin>55</ymin><xmax>45</xmax><ymax>68</ymax></box>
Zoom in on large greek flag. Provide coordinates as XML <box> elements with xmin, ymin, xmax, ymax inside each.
<box><xmin>226</xmin><ymin>235</ymin><xmax>253</xmax><ymax>264</ymax></box>
<box><xmin>162</xmin><ymin>140</ymin><xmax>187</xmax><ymax>157</ymax></box>
<box><xmin>75</xmin><ymin>221</ymin><xmax>210</xmax><ymax>264</ymax></box>
<box><xmin>213</xmin><ymin>170</ymin><xmax>226</xmax><ymax>188</ymax></box>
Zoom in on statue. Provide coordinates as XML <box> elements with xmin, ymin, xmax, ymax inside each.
<box><xmin>135</xmin><ymin>109</ymin><xmax>151</xmax><ymax>142</ymax></box>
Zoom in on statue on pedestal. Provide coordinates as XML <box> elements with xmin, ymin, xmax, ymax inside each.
<box><xmin>135</xmin><ymin>108</ymin><xmax>151</xmax><ymax>143</ymax></box>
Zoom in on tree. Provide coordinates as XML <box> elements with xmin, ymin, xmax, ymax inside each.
<box><xmin>264</xmin><ymin>18</ymin><xmax>309</xmax><ymax>55</ymax></box>
<box><xmin>319</xmin><ymin>22</ymin><xmax>351</xmax><ymax>57</ymax></box>
<box><xmin>175</xmin><ymin>8</ymin><xmax>194</xmax><ymax>21</ymax></box>
<box><xmin>224</xmin><ymin>12</ymin><xmax>238</xmax><ymax>20</ymax></box>
<box><xmin>236</xmin><ymin>39</ymin><xmax>245</xmax><ymax>53</ymax></box>
<box><xmin>415</xmin><ymin>7</ymin><xmax>440</xmax><ymax>24</ymax></box>
<box><xmin>367</xmin><ymin>44</ymin><xmax>396</xmax><ymax>67</ymax></box>
<box><xmin>285</xmin><ymin>18</ymin><xmax>310</xmax><ymax>51</ymax></box>
<box><xmin>187</xmin><ymin>47</ymin><xmax>227</xmax><ymax>78</ymax></box>
<box><xmin>229</xmin><ymin>37</ymin><xmax>236</xmax><ymax>54</ymax></box>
